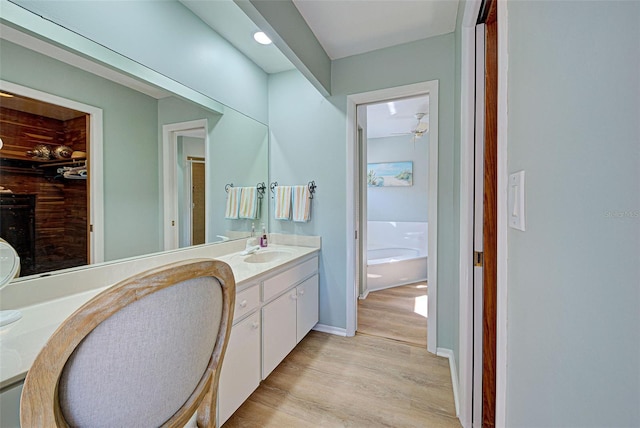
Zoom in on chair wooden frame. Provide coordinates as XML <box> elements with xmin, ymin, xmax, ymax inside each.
<box><xmin>20</xmin><ymin>259</ymin><xmax>236</xmax><ymax>428</ymax></box>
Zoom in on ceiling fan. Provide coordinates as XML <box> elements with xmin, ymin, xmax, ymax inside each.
<box><xmin>393</xmin><ymin>113</ymin><xmax>429</xmax><ymax>142</ymax></box>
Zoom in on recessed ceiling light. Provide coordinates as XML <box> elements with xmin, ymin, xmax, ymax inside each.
<box><xmin>253</xmin><ymin>31</ymin><xmax>272</xmax><ymax>45</ymax></box>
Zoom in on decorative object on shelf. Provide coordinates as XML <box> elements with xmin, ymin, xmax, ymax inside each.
<box><xmin>71</xmin><ymin>151</ymin><xmax>86</xmax><ymax>160</ymax></box>
<box><xmin>52</xmin><ymin>145</ymin><xmax>73</xmax><ymax>159</ymax></box>
<box><xmin>367</xmin><ymin>161</ymin><xmax>413</xmax><ymax>187</ymax></box>
<box><xmin>25</xmin><ymin>144</ymin><xmax>52</xmax><ymax>161</ymax></box>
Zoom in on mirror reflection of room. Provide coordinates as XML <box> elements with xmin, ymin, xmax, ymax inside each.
<box><xmin>0</xmin><ymin>91</ymin><xmax>89</xmax><ymax>276</ymax></box>
<box><xmin>0</xmin><ymin>27</ymin><xmax>269</xmax><ymax>281</ymax></box>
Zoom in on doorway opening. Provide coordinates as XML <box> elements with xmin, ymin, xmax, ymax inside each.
<box><xmin>162</xmin><ymin>119</ymin><xmax>209</xmax><ymax>250</ymax></box>
<box><xmin>355</xmin><ymin>94</ymin><xmax>430</xmax><ymax>347</ymax></box>
<box><xmin>346</xmin><ymin>80</ymin><xmax>439</xmax><ymax>354</ymax></box>
<box><xmin>0</xmin><ymin>80</ymin><xmax>104</xmax><ymax>275</ymax></box>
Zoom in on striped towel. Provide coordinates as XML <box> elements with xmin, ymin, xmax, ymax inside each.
<box><xmin>292</xmin><ymin>185</ymin><xmax>311</xmax><ymax>222</ymax></box>
<box><xmin>239</xmin><ymin>187</ymin><xmax>258</xmax><ymax>219</ymax></box>
<box><xmin>274</xmin><ymin>185</ymin><xmax>292</xmax><ymax>220</ymax></box>
<box><xmin>225</xmin><ymin>187</ymin><xmax>241</xmax><ymax>219</ymax></box>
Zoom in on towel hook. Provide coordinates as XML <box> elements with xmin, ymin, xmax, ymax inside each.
<box><xmin>308</xmin><ymin>180</ymin><xmax>317</xmax><ymax>199</ymax></box>
<box><xmin>225</xmin><ymin>183</ymin><xmax>234</xmax><ymax>193</ymax></box>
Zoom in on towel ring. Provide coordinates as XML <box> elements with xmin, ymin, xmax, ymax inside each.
<box><xmin>269</xmin><ymin>182</ymin><xmax>279</xmax><ymax>198</ymax></box>
<box><xmin>224</xmin><ymin>183</ymin><xmax>234</xmax><ymax>193</ymax></box>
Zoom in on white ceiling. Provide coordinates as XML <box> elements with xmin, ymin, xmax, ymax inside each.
<box><xmin>182</xmin><ymin>0</ymin><xmax>458</xmax><ymax>73</ymax></box>
<box><xmin>293</xmin><ymin>0</ymin><xmax>460</xmax><ymax>60</ymax></box>
<box><xmin>367</xmin><ymin>95</ymin><xmax>429</xmax><ymax>139</ymax></box>
<box><xmin>180</xmin><ymin>0</ymin><xmax>295</xmax><ymax>74</ymax></box>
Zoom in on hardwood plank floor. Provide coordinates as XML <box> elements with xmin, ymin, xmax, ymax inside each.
<box><xmin>224</xmin><ymin>283</ymin><xmax>458</xmax><ymax>427</ymax></box>
<box><xmin>223</xmin><ymin>334</ymin><xmax>459</xmax><ymax>427</ymax></box>
<box><xmin>357</xmin><ymin>283</ymin><xmax>428</xmax><ymax>347</ymax></box>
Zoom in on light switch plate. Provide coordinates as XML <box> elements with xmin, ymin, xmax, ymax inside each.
<box><xmin>508</xmin><ymin>170</ymin><xmax>526</xmax><ymax>231</ymax></box>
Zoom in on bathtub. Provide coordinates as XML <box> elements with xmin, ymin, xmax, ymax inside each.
<box><xmin>367</xmin><ymin>221</ymin><xmax>428</xmax><ymax>292</ymax></box>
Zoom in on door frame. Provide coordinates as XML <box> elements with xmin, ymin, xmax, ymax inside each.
<box><xmin>0</xmin><ymin>80</ymin><xmax>104</xmax><ymax>265</ymax></box>
<box><xmin>161</xmin><ymin>119</ymin><xmax>208</xmax><ymax>250</ymax></box>
<box><xmin>345</xmin><ymin>80</ymin><xmax>439</xmax><ymax>354</ymax></box>
<box><xmin>458</xmin><ymin>0</ymin><xmax>509</xmax><ymax>426</ymax></box>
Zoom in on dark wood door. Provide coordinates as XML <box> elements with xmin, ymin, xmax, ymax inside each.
<box><xmin>479</xmin><ymin>0</ymin><xmax>498</xmax><ymax>426</ymax></box>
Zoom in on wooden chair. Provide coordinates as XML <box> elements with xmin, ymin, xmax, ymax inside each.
<box><xmin>20</xmin><ymin>259</ymin><xmax>236</xmax><ymax>427</ymax></box>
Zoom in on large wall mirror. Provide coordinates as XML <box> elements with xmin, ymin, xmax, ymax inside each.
<box><xmin>0</xmin><ymin>16</ymin><xmax>269</xmax><ymax>281</ymax></box>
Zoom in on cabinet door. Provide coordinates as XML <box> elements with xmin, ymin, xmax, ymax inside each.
<box><xmin>262</xmin><ymin>290</ymin><xmax>297</xmax><ymax>379</ymax></box>
<box><xmin>296</xmin><ymin>274</ymin><xmax>319</xmax><ymax>343</ymax></box>
<box><xmin>218</xmin><ymin>313</ymin><xmax>261</xmax><ymax>425</ymax></box>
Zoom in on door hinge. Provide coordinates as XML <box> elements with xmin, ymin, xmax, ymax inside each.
<box><xmin>171</xmin><ymin>220</ymin><xmax>175</xmax><ymax>226</ymax></box>
<box><xmin>355</xmin><ymin>230</ymin><xmax>358</xmax><ymax>240</ymax></box>
<box><xmin>474</xmin><ymin>251</ymin><xmax>484</xmax><ymax>267</ymax></box>
<box><xmin>89</xmin><ymin>224</ymin><xmax>93</xmax><ymax>232</ymax></box>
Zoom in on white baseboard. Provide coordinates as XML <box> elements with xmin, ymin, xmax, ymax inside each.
<box><xmin>437</xmin><ymin>347</ymin><xmax>460</xmax><ymax>417</ymax></box>
<box><xmin>312</xmin><ymin>324</ymin><xmax>347</xmax><ymax>336</ymax></box>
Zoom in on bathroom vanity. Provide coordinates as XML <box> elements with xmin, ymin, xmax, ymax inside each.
<box><xmin>216</xmin><ymin>251</ymin><xmax>319</xmax><ymax>424</ymax></box>
<box><xmin>0</xmin><ymin>235</ymin><xmax>320</xmax><ymax>427</ymax></box>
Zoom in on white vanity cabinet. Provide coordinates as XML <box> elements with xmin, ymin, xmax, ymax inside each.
<box><xmin>261</xmin><ymin>257</ymin><xmax>319</xmax><ymax>379</ymax></box>
<box><xmin>218</xmin><ymin>283</ymin><xmax>261</xmax><ymax>425</ymax></box>
<box><xmin>296</xmin><ymin>274</ymin><xmax>319</xmax><ymax>343</ymax></box>
<box><xmin>217</xmin><ymin>253</ymin><xmax>319</xmax><ymax>426</ymax></box>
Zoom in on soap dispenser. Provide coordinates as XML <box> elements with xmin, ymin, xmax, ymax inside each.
<box><xmin>260</xmin><ymin>223</ymin><xmax>268</xmax><ymax>248</ymax></box>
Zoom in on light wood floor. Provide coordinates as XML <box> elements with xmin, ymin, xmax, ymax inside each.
<box><xmin>357</xmin><ymin>283</ymin><xmax>428</xmax><ymax>347</ymax></box>
<box><xmin>223</xmin><ymin>332</ymin><xmax>459</xmax><ymax>427</ymax></box>
<box><xmin>224</xmin><ymin>283</ymin><xmax>459</xmax><ymax>427</ymax></box>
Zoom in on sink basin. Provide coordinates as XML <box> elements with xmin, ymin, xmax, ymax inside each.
<box><xmin>243</xmin><ymin>250</ymin><xmax>292</xmax><ymax>264</ymax></box>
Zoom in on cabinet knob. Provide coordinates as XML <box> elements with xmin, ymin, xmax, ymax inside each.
<box><xmin>299</xmin><ymin>289</ymin><xmax>305</xmax><ymax>295</ymax></box>
<box><xmin>239</xmin><ymin>300</ymin><xmax>248</xmax><ymax>308</ymax></box>
<box><xmin>251</xmin><ymin>321</ymin><xmax>259</xmax><ymax>330</ymax></box>
<box><xmin>290</xmin><ymin>293</ymin><xmax>298</xmax><ymax>300</ymax></box>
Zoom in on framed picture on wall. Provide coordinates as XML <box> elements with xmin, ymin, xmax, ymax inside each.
<box><xmin>367</xmin><ymin>161</ymin><xmax>413</xmax><ymax>187</ymax></box>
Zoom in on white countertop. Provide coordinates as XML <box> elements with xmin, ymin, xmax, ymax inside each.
<box><xmin>0</xmin><ymin>242</ymin><xmax>319</xmax><ymax>390</ymax></box>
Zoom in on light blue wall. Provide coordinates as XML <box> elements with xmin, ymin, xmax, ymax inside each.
<box><xmin>506</xmin><ymin>1</ymin><xmax>640</xmax><ymax>425</ymax></box>
<box><xmin>367</xmin><ymin>135</ymin><xmax>429</xmax><ymax>222</ymax></box>
<box><xmin>0</xmin><ymin>39</ymin><xmax>160</xmax><ymax>261</ymax></box>
<box><xmin>269</xmin><ymin>34</ymin><xmax>458</xmax><ymax>350</ymax></box>
<box><xmin>11</xmin><ymin>0</ymin><xmax>269</xmax><ymax>123</ymax></box>
<box><xmin>335</xmin><ymin>35</ymin><xmax>458</xmax><ymax>348</ymax></box>
<box><xmin>268</xmin><ymin>70</ymin><xmax>347</xmax><ymax>328</ymax></box>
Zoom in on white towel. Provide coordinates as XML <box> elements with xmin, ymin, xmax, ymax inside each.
<box><xmin>274</xmin><ymin>185</ymin><xmax>292</xmax><ymax>220</ymax></box>
<box><xmin>225</xmin><ymin>187</ymin><xmax>241</xmax><ymax>219</ymax></box>
<box><xmin>239</xmin><ymin>187</ymin><xmax>258</xmax><ymax>219</ymax></box>
<box><xmin>292</xmin><ymin>185</ymin><xmax>311</xmax><ymax>222</ymax></box>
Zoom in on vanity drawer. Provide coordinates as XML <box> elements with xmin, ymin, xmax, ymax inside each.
<box><xmin>262</xmin><ymin>257</ymin><xmax>318</xmax><ymax>302</ymax></box>
<box><xmin>234</xmin><ymin>285</ymin><xmax>260</xmax><ymax>322</ymax></box>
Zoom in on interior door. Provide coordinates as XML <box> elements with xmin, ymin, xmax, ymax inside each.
<box><xmin>190</xmin><ymin>159</ymin><xmax>205</xmax><ymax>245</ymax></box>
<box><xmin>477</xmin><ymin>0</ymin><xmax>499</xmax><ymax>426</ymax></box>
<box><xmin>473</xmin><ymin>22</ymin><xmax>486</xmax><ymax>428</ymax></box>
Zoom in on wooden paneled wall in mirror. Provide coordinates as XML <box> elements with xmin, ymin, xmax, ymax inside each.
<box><xmin>0</xmin><ymin>25</ymin><xmax>269</xmax><ymax>280</ymax></box>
